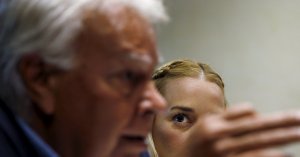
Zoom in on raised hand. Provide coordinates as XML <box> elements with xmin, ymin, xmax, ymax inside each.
<box><xmin>183</xmin><ymin>104</ymin><xmax>300</xmax><ymax>157</ymax></box>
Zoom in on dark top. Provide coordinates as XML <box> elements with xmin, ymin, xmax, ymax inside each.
<box><xmin>0</xmin><ymin>99</ymin><xmax>41</xmax><ymax>157</ymax></box>
<box><xmin>140</xmin><ymin>151</ymin><xmax>150</xmax><ymax>157</ymax></box>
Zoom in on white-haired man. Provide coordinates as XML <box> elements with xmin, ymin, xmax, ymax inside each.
<box><xmin>1</xmin><ymin>0</ymin><xmax>300</xmax><ymax>157</ymax></box>
<box><xmin>0</xmin><ymin>0</ymin><xmax>167</xmax><ymax>157</ymax></box>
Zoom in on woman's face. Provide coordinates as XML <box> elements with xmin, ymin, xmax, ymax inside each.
<box><xmin>152</xmin><ymin>77</ymin><xmax>225</xmax><ymax>157</ymax></box>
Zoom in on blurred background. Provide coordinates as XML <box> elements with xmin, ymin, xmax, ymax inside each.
<box><xmin>157</xmin><ymin>0</ymin><xmax>300</xmax><ymax>155</ymax></box>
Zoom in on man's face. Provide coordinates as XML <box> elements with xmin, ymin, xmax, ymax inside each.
<box><xmin>47</xmin><ymin>8</ymin><xmax>166</xmax><ymax>157</ymax></box>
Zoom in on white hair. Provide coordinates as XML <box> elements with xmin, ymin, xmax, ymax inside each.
<box><xmin>0</xmin><ymin>0</ymin><xmax>168</xmax><ymax>113</ymax></box>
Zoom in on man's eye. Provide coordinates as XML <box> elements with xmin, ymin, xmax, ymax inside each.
<box><xmin>108</xmin><ymin>69</ymin><xmax>148</xmax><ymax>97</ymax></box>
<box><xmin>121</xmin><ymin>71</ymin><xmax>138</xmax><ymax>83</ymax></box>
<box><xmin>122</xmin><ymin>71</ymin><xmax>136</xmax><ymax>81</ymax></box>
<box><xmin>172</xmin><ymin>113</ymin><xmax>189</xmax><ymax>123</ymax></box>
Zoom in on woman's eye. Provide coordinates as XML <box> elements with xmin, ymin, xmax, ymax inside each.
<box><xmin>172</xmin><ymin>113</ymin><xmax>189</xmax><ymax>123</ymax></box>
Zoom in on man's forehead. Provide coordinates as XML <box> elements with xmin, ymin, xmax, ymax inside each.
<box><xmin>75</xmin><ymin>5</ymin><xmax>159</xmax><ymax>69</ymax></box>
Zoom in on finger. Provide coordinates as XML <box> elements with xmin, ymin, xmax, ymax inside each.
<box><xmin>218</xmin><ymin>111</ymin><xmax>300</xmax><ymax>137</ymax></box>
<box><xmin>227</xmin><ymin>149</ymin><xmax>292</xmax><ymax>157</ymax></box>
<box><xmin>215</xmin><ymin>127</ymin><xmax>300</xmax><ymax>154</ymax></box>
<box><xmin>223</xmin><ymin>103</ymin><xmax>256</xmax><ymax>120</ymax></box>
<box><xmin>198</xmin><ymin>104</ymin><xmax>257</xmax><ymax>139</ymax></box>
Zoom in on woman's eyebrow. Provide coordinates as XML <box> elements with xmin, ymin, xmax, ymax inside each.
<box><xmin>170</xmin><ymin>106</ymin><xmax>194</xmax><ymax>112</ymax></box>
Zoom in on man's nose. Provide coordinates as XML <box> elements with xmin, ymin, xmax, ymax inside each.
<box><xmin>138</xmin><ymin>82</ymin><xmax>166</xmax><ymax>116</ymax></box>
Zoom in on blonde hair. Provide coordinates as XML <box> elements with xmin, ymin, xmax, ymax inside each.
<box><xmin>153</xmin><ymin>59</ymin><xmax>225</xmax><ymax>96</ymax></box>
<box><xmin>148</xmin><ymin>59</ymin><xmax>226</xmax><ymax>157</ymax></box>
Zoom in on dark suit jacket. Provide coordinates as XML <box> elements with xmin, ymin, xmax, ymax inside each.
<box><xmin>0</xmin><ymin>99</ymin><xmax>40</xmax><ymax>157</ymax></box>
<box><xmin>140</xmin><ymin>151</ymin><xmax>150</xmax><ymax>157</ymax></box>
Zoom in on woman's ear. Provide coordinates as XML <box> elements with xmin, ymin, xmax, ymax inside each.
<box><xmin>18</xmin><ymin>54</ymin><xmax>60</xmax><ymax>115</ymax></box>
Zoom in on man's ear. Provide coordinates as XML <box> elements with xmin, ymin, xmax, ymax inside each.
<box><xmin>18</xmin><ymin>54</ymin><xmax>60</xmax><ymax>115</ymax></box>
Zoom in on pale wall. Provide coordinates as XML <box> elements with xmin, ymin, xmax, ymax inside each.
<box><xmin>157</xmin><ymin>0</ymin><xmax>300</xmax><ymax>155</ymax></box>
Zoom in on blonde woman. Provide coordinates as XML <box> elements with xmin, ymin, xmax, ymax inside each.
<box><xmin>145</xmin><ymin>59</ymin><xmax>300</xmax><ymax>157</ymax></box>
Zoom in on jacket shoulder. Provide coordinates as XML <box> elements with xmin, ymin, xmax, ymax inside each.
<box><xmin>0</xmin><ymin>100</ymin><xmax>40</xmax><ymax>157</ymax></box>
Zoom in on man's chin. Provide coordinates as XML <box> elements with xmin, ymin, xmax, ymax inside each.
<box><xmin>110</xmin><ymin>138</ymin><xmax>147</xmax><ymax>157</ymax></box>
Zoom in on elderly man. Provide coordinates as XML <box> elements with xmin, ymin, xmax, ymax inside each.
<box><xmin>0</xmin><ymin>0</ymin><xmax>167</xmax><ymax>157</ymax></box>
<box><xmin>1</xmin><ymin>0</ymin><xmax>300</xmax><ymax>157</ymax></box>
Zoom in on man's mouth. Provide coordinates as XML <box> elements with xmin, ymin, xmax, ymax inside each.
<box><xmin>118</xmin><ymin>135</ymin><xmax>147</xmax><ymax>155</ymax></box>
<box><xmin>122</xmin><ymin>135</ymin><xmax>146</xmax><ymax>143</ymax></box>
<box><xmin>111</xmin><ymin>135</ymin><xmax>148</xmax><ymax>157</ymax></box>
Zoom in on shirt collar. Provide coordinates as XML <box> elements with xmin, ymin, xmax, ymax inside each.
<box><xmin>17</xmin><ymin>118</ymin><xmax>59</xmax><ymax>157</ymax></box>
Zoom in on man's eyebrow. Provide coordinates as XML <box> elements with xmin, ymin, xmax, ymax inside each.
<box><xmin>121</xmin><ymin>52</ymin><xmax>155</xmax><ymax>69</ymax></box>
<box><xmin>170</xmin><ymin>106</ymin><xmax>194</xmax><ymax>112</ymax></box>
<box><xmin>128</xmin><ymin>52</ymin><xmax>152</xmax><ymax>63</ymax></box>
